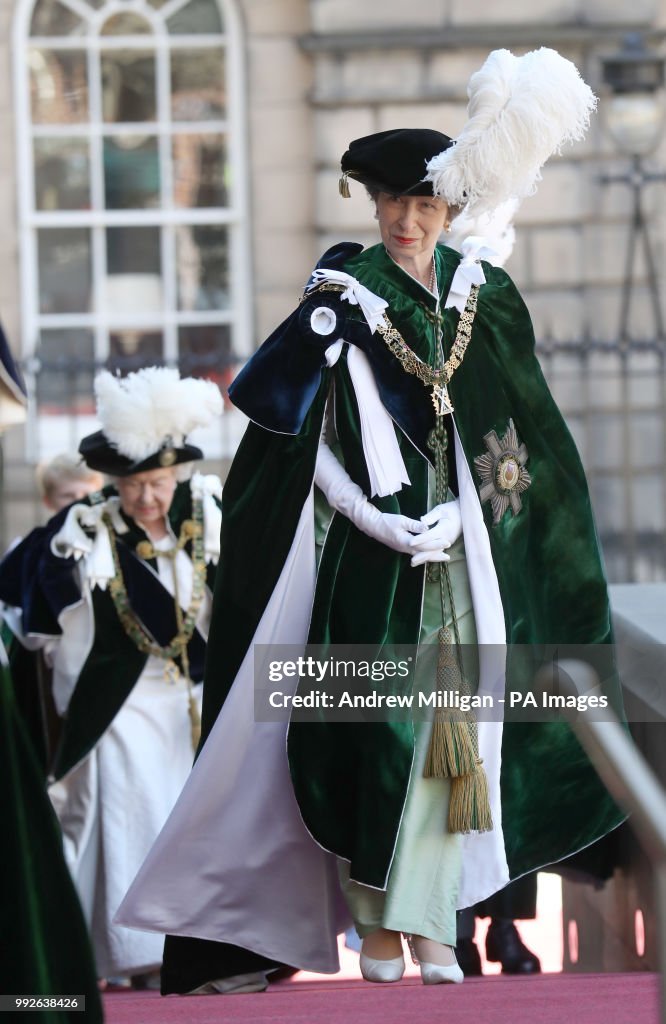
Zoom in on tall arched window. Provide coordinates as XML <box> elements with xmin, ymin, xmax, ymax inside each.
<box><xmin>14</xmin><ymin>0</ymin><xmax>249</xmax><ymax>458</ymax></box>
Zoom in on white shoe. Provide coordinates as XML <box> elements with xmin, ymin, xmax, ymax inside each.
<box><xmin>359</xmin><ymin>953</ymin><xmax>405</xmax><ymax>983</ymax></box>
<box><xmin>407</xmin><ymin>935</ymin><xmax>464</xmax><ymax>985</ymax></box>
<box><xmin>187</xmin><ymin>971</ymin><xmax>269</xmax><ymax>995</ymax></box>
<box><xmin>419</xmin><ymin>959</ymin><xmax>464</xmax><ymax>985</ymax></box>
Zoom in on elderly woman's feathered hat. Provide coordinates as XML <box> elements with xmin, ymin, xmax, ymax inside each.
<box><xmin>339</xmin><ymin>47</ymin><xmax>596</xmax><ymax>215</ymax></box>
<box><xmin>79</xmin><ymin>367</ymin><xmax>223</xmax><ymax>476</ymax></box>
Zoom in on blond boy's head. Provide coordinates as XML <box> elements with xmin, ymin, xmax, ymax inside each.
<box><xmin>37</xmin><ymin>455</ymin><xmax>104</xmax><ymax>513</ymax></box>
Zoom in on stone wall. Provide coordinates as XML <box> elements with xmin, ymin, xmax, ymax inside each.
<box><xmin>306</xmin><ymin>0</ymin><xmax>666</xmax><ymax>344</ymax></box>
<box><xmin>239</xmin><ymin>0</ymin><xmax>315</xmax><ymax>341</ymax></box>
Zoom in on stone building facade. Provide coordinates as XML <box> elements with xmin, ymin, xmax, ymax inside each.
<box><xmin>0</xmin><ymin>0</ymin><xmax>665</xmax><ymax>579</ymax></box>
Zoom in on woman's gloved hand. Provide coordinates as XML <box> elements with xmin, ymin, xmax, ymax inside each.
<box><xmin>315</xmin><ymin>443</ymin><xmax>427</xmax><ymax>554</ymax></box>
<box><xmin>363</xmin><ymin>511</ymin><xmax>429</xmax><ymax>555</ymax></box>
<box><xmin>409</xmin><ymin>500</ymin><xmax>463</xmax><ymax>567</ymax></box>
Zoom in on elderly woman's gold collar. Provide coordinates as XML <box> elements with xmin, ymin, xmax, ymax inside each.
<box><xmin>102</xmin><ymin>497</ymin><xmax>206</xmax><ymax>750</ymax></box>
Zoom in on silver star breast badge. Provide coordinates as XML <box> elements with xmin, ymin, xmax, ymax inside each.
<box><xmin>474</xmin><ymin>419</ymin><xmax>531</xmax><ymax>525</ymax></box>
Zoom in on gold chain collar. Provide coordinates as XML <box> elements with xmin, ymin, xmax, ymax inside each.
<box><xmin>309</xmin><ymin>280</ymin><xmax>480</xmax><ymax>416</ymax></box>
<box><xmin>375</xmin><ymin>285</ymin><xmax>479</xmax><ymax>416</ymax></box>
<box><xmin>102</xmin><ymin>501</ymin><xmax>206</xmax><ymax>751</ymax></box>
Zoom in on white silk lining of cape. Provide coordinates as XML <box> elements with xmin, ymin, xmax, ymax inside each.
<box><xmin>116</xmin><ymin>438</ymin><xmax>509</xmax><ymax>966</ymax></box>
<box><xmin>115</xmin><ymin>490</ymin><xmax>348</xmax><ymax>973</ymax></box>
<box><xmin>454</xmin><ymin>424</ymin><xmax>510</xmax><ymax>905</ymax></box>
<box><xmin>325</xmin><ymin>339</ymin><xmax>410</xmax><ymax>498</ymax></box>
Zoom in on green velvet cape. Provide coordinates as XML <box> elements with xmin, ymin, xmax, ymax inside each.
<box><xmin>0</xmin><ymin>659</ymin><xmax>103</xmax><ymax>1021</ymax></box>
<box><xmin>204</xmin><ymin>243</ymin><xmax>623</xmax><ymax>889</ymax></box>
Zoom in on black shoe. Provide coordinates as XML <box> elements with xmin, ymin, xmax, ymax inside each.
<box><xmin>454</xmin><ymin>937</ymin><xmax>482</xmax><ymax>976</ymax></box>
<box><xmin>485</xmin><ymin>920</ymin><xmax>541</xmax><ymax>975</ymax></box>
<box><xmin>130</xmin><ymin>971</ymin><xmax>161</xmax><ymax>990</ymax></box>
<box><xmin>267</xmin><ymin>965</ymin><xmax>300</xmax><ymax>982</ymax></box>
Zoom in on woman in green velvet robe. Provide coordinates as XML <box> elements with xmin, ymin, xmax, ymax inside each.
<box><xmin>0</xmin><ymin>325</ymin><xmax>103</xmax><ymax>1022</ymax></box>
<box><xmin>116</xmin><ymin>87</ymin><xmax>623</xmax><ymax>995</ymax></box>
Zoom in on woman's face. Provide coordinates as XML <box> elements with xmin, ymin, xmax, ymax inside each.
<box><xmin>116</xmin><ymin>466</ymin><xmax>178</xmax><ymax>528</ymax></box>
<box><xmin>376</xmin><ymin>192</ymin><xmax>450</xmax><ymax>266</ymax></box>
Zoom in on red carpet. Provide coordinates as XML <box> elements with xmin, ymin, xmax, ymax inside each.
<box><xmin>103</xmin><ymin>972</ymin><xmax>659</xmax><ymax>1024</ymax></box>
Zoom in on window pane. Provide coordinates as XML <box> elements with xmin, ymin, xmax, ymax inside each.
<box><xmin>587</xmin><ymin>413</ymin><xmax>624</xmax><ymax>471</ymax></box>
<box><xmin>171</xmin><ymin>49</ymin><xmax>225</xmax><ymax>121</ymax></box>
<box><xmin>167</xmin><ymin>0</ymin><xmax>223</xmax><ymax>35</ymax></box>
<box><xmin>632</xmin><ymin>476</ymin><xmax>666</xmax><ymax>532</ymax></box>
<box><xmin>100</xmin><ymin>12</ymin><xmax>152</xmax><ymax>35</ymax></box>
<box><xmin>630</xmin><ymin>412</ymin><xmax>661</xmax><ymax>469</ymax></box>
<box><xmin>178</xmin><ymin>325</ymin><xmax>231</xmax><ymax>392</ymax></box>
<box><xmin>109</xmin><ymin>331</ymin><xmax>163</xmax><ymax>373</ymax></box>
<box><xmin>35</xmin><ymin>329</ymin><xmax>95</xmax><ymax>415</ymax></box>
<box><xmin>627</xmin><ymin>351</ymin><xmax>662</xmax><ymax>408</ymax></box>
<box><xmin>176</xmin><ymin>225</ymin><xmax>228</xmax><ymax>311</ymax></box>
<box><xmin>38</xmin><ymin>228</ymin><xmax>91</xmax><ymax>313</ymax></box>
<box><xmin>590</xmin><ymin>476</ymin><xmax>625</xmax><ymax>534</ymax></box>
<box><xmin>104</xmin><ymin>273</ymin><xmax>163</xmax><ymax>315</ymax></box>
<box><xmin>106</xmin><ymin>226</ymin><xmax>161</xmax><ymax>275</ymax></box>
<box><xmin>30</xmin><ymin>49</ymin><xmax>88</xmax><ymax>124</ymax></box>
<box><xmin>102</xmin><ymin>52</ymin><xmax>156</xmax><ymax>123</ymax></box>
<box><xmin>34</xmin><ymin>138</ymin><xmax>90</xmax><ymax>210</ymax></box>
<box><xmin>172</xmin><ymin>133</ymin><xmax>228</xmax><ymax>207</ymax></box>
<box><xmin>104</xmin><ymin>136</ymin><xmax>160</xmax><ymax>209</ymax></box>
<box><xmin>30</xmin><ymin>0</ymin><xmax>86</xmax><ymax>37</ymax></box>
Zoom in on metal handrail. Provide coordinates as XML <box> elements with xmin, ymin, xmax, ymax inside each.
<box><xmin>536</xmin><ymin>660</ymin><xmax>666</xmax><ymax>1023</ymax></box>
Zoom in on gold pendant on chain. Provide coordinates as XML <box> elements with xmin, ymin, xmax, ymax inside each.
<box><xmin>431</xmin><ymin>382</ymin><xmax>454</xmax><ymax>416</ymax></box>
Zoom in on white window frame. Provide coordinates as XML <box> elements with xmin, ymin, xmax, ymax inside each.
<box><xmin>13</xmin><ymin>0</ymin><xmax>251</xmax><ymax>460</ymax></box>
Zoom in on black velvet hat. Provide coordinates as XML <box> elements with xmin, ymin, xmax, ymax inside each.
<box><xmin>339</xmin><ymin>129</ymin><xmax>454</xmax><ymax>197</ymax></box>
<box><xmin>78</xmin><ymin>430</ymin><xmax>204</xmax><ymax>477</ymax></box>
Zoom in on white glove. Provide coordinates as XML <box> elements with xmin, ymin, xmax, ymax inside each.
<box><xmin>409</xmin><ymin>500</ymin><xmax>463</xmax><ymax>567</ymax></box>
<box><xmin>315</xmin><ymin>443</ymin><xmax>427</xmax><ymax>555</ymax></box>
<box><xmin>50</xmin><ymin>503</ymin><xmax>96</xmax><ymax>559</ymax></box>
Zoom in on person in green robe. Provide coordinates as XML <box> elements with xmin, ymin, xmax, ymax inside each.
<box><xmin>116</xmin><ymin>47</ymin><xmax>624</xmax><ymax>994</ymax></box>
<box><xmin>0</xmin><ymin>323</ymin><xmax>103</xmax><ymax>1022</ymax></box>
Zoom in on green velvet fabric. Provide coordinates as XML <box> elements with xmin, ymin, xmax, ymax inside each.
<box><xmin>445</xmin><ymin>261</ymin><xmax>624</xmax><ymax>875</ymax></box>
<box><xmin>0</xmin><ymin>662</ymin><xmax>102</xmax><ymax>1022</ymax></box>
<box><xmin>289</xmin><ymin>245</ymin><xmax>456</xmax><ymax>884</ymax></box>
<box><xmin>288</xmin><ymin>352</ymin><xmax>429</xmax><ymax>886</ymax></box>
<box><xmin>204</xmin><ymin>241</ymin><xmax>623</xmax><ymax>889</ymax></box>
<box><xmin>199</xmin><ymin>385</ymin><xmax>329</xmax><ymax>741</ymax></box>
<box><xmin>289</xmin><ymin>244</ymin><xmax>623</xmax><ymax>884</ymax></box>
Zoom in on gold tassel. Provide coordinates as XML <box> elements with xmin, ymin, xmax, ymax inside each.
<box><xmin>448</xmin><ymin>759</ymin><xmax>493</xmax><ymax>834</ymax></box>
<box><xmin>424</xmin><ymin>713</ymin><xmax>477</xmax><ymax>779</ymax></box>
<box><xmin>188</xmin><ymin>691</ymin><xmax>201</xmax><ymax>753</ymax></box>
<box><xmin>424</xmin><ymin>626</ymin><xmax>476</xmax><ymax>778</ymax></box>
<box><xmin>338</xmin><ymin>172</ymin><xmax>351</xmax><ymax>198</ymax></box>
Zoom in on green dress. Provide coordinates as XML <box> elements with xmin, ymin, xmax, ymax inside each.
<box><xmin>337</xmin><ymin>516</ymin><xmax>475</xmax><ymax>945</ymax></box>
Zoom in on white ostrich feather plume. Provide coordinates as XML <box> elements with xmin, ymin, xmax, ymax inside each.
<box><xmin>94</xmin><ymin>367</ymin><xmax>223</xmax><ymax>462</ymax></box>
<box><xmin>426</xmin><ymin>47</ymin><xmax>597</xmax><ymax>216</ymax></box>
<box><xmin>448</xmin><ymin>197</ymin><xmax>520</xmax><ymax>268</ymax></box>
